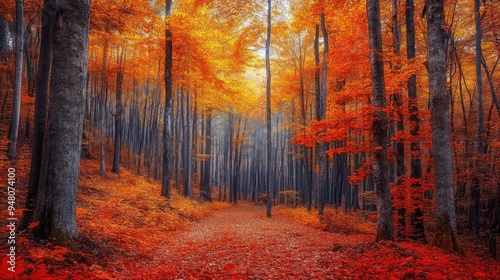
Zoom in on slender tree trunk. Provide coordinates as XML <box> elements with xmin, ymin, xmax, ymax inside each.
<box><xmin>183</xmin><ymin>92</ymin><xmax>192</xmax><ymax>198</ymax></box>
<box><xmin>391</xmin><ymin>0</ymin><xmax>406</xmax><ymax>239</ymax></box>
<box><xmin>316</xmin><ymin>13</ymin><xmax>328</xmax><ymax>215</ymax></box>
<box><xmin>33</xmin><ymin>0</ymin><xmax>90</xmax><ymax>245</ymax></box>
<box><xmin>7</xmin><ymin>0</ymin><xmax>24</xmax><ymax>159</ymax></box>
<box><xmin>426</xmin><ymin>0</ymin><xmax>463</xmax><ymax>255</ymax></box>
<box><xmin>162</xmin><ymin>0</ymin><xmax>173</xmax><ymax>198</ymax></box>
<box><xmin>367</xmin><ymin>0</ymin><xmax>395</xmax><ymax>241</ymax></box>
<box><xmin>406</xmin><ymin>0</ymin><xmax>426</xmax><ymax>242</ymax></box>
<box><xmin>265</xmin><ymin>0</ymin><xmax>272</xmax><ymax>217</ymax></box>
<box><xmin>472</xmin><ymin>0</ymin><xmax>484</xmax><ymax>238</ymax></box>
<box><xmin>24</xmin><ymin>26</ymin><xmax>33</xmax><ymax>98</ymax></box>
<box><xmin>202</xmin><ymin>110</ymin><xmax>213</xmax><ymax>201</ymax></box>
<box><xmin>20</xmin><ymin>0</ymin><xmax>53</xmax><ymax>231</ymax></box>
<box><xmin>112</xmin><ymin>48</ymin><xmax>125</xmax><ymax>175</ymax></box>
<box><xmin>99</xmin><ymin>41</ymin><xmax>108</xmax><ymax>176</ymax></box>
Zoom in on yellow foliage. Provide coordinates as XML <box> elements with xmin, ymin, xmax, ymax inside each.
<box><xmin>275</xmin><ymin>206</ymin><xmax>376</xmax><ymax>236</ymax></box>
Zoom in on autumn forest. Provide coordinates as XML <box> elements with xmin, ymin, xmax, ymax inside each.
<box><xmin>0</xmin><ymin>0</ymin><xmax>499</xmax><ymax>278</ymax></box>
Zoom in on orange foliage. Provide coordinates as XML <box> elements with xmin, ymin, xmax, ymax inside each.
<box><xmin>2</xmin><ymin>157</ymin><xmax>230</xmax><ymax>279</ymax></box>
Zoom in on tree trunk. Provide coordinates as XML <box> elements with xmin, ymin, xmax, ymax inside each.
<box><xmin>426</xmin><ymin>0</ymin><xmax>463</xmax><ymax>255</ymax></box>
<box><xmin>367</xmin><ymin>0</ymin><xmax>395</xmax><ymax>241</ymax></box>
<box><xmin>183</xmin><ymin>92</ymin><xmax>192</xmax><ymax>198</ymax></box>
<box><xmin>471</xmin><ymin>0</ymin><xmax>484</xmax><ymax>238</ymax></box>
<box><xmin>265</xmin><ymin>0</ymin><xmax>272</xmax><ymax>217</ymax></box>
<box><xmin>112</xmin><ymin>48</ymin><xmax>125</xmax><ymax>175</ymax></box>
<box><xmin>19</xmin><ymin>0</ymin><xmax>53</xmax><ymax>231</ymax></box>
<box><xmin>406</xmin><ymin>0</ymin><xmax>426</xmax><ymax>242</ymax></box>
<box><xmin>7</xmin><ymin>0</ymin><xmax>23</xmax><ymax>159</ymax></box>
<box><xmin>33</xmin><ymin>0</ymin><xmax>90</xmax><ymax>246</ymax></box>
<box><xmin>391</xmin><ymin>0</ymin><xmax>406</xmax><ymax>239</ymax></box>
<box><xmin>316</xmin><ymin>13</ymin><xmax>328</xmax><ymax>216</ymax></box>
<box><xmin>99</xmin><ymin>41</ymin><xmax>108</xmax><ymax>176</ymax></box>
<box><xmin>201</xmin><ymin>110</ymin><xmax>212</xmax><ymax>201</ymax></box>
<box><xmin>162</xmin><ymin>0</ymin><xmax>173</xmax><ymax>198</ymax></box>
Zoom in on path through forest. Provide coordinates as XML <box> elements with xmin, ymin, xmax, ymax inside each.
<box><xmin>115</xmin><ymin>203</ymin><xmax>368</xmax><ymax>279</ymax></box>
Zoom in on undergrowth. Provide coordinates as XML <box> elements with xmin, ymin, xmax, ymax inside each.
<box><xmin>275</xmin><ymin>206</ymin><xmax>377</xmax><ymax>236</ymax></box>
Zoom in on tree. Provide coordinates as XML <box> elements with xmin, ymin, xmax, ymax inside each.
<box><xmin>20</xmin><ymin>0</ymin><xmax>53</xmax><ymax>231</ymax></box>
<box><xmin>162</xmin><ymin>0</ymin><xmax>173</xmax><ymax>198</ymax></box>
<box><xmin>112</xmin><ymin>47</ymin><xmax>126</xmax><ymax>175</ymax></box>
<box><xmin>201</xmin><ymin>110</ymin><xmax>213</xmax><ymax>201</ymax></box>
<box><xmin>471</xmin><ymin>0</ymin><xmax>485</xmax><ymax>238</ymax></box>
<box><xmin>316</xmin><ymin>12</ymin><xmax>328</xmax><ymax>215</ymax></box>
<box><xmin>426</xmin><ymin>0</ymin><xmax>463</xmax><ymax>255</ymax></box>
<box><xmin>266</xmin><ymin>0</ymin><xmax>272</xmax><ymax>218</ymax></box>
<box><xmin>7</xmin><ymin>0</ymin><xmax>23</xmax><ymax>159</ymax></box>
<box><xmin>366</xmin><ymin>0</ymin><xmax>394</xmax><ymax>241</ymax></box>
<box><xmin>406</xmin><ymin>0</ymin><xmax>426</xmax><ymax>242</ymax></box>
<box><xmin>33</xmin><ymin>0</ymin><xmax>91</xmax><ymax>244</ymax></box>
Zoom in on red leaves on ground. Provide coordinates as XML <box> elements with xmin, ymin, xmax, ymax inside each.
<box><xmin>224</xmin><ymin>263</ymin><xmax>235</xmax><ymax>271</ymax></box>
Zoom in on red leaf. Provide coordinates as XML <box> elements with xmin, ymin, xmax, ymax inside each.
<box><xmin>473</xmin><ymin>272</ymin><xmax>486</xmax><ymax>278</ymax></box>
<box><xmin>28</xmin><ymin>221</ymin><xmax>40</xmax><ymax>229</ymax></box>
<box><xmin>224</xmin><ymin>263</ymin><xmax>235</xmax><ymax>271</ymax></box>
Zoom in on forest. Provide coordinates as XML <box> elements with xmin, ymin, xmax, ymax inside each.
<box><xmin>0</xmin><ymin>0</ymin><xmax>499</xmax><ymax>278</ymax></box>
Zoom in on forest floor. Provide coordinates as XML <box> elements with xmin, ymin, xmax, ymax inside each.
<box><xmin>1</xmin><ymin>168</ymin><xmax>500</xmax><ymax>279</ymax></box>
<box><xmin>114</xmin><ymin>203</ymin><xmax>500</xmax><ymax>280</ymax></box>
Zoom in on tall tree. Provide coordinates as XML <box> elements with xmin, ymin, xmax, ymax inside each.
<box><xmin>266</xmin><ymin>0</ymin><xmax>272</xmax><ymax>217</ymax></box>
<box><xmin>316</xmin><ymin>12</ymin><xmax>328</xmax><ymax>215</ymax></box>
<box><xmin>426</xmin><ymin>0</ymin><xmax>463</xmax><ymax>255</ymax></box>
<box><xmin>20</xmin><ymin>0</ymin><xmax>53</xmax><ymax>230</ymax></box>
<box><xmin>366</xmin><ymin>0</ymin><xmax>394</xmax><ymax>241</ymax></box>
<box><xmin>391</xmin><ymin>0</ymin><xmax>406</xmax><ymax>238</ymax></box>
<box><xmin>162</xmin><ymin>0</ymin><xmax>173</xmax><ymax>198</ymax></box>
<box><xmin>471</xmin><ymin>0</ymin><xmax>484</xmax><ymax>238</ymax></box>
<box><xmin>99</xmin><ymin>40</ymin><xmax>108</xmax><ymax>176</ymax></box>
<box><xmin>112</xmin><ymin>47</ymin><xmax>126</xmax><ymax>175</ymax></box>
<box><xmin>406</xmin><ymin>0</ymin><xmax>426</xmax><ymax>242</ymax></box>
<box><xmin>7</xmin><ymin>0</ymin><xmax>23</xmax><ymax>159</ymax></box>
<box><xmin>201</xmin><ymin>110</ymin><xmax>213</xmax><ymax>201</ymax></box>
<box><xmin>33</xmin><ymin>0</ymin><xmax>91</xmax><ymax>244</ymax></box>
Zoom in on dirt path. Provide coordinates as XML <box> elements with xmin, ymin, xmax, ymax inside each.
<box><xmin>116</xmin><ymin>203</ymin><xmax>369</xmax><ymax>279</ymax></box>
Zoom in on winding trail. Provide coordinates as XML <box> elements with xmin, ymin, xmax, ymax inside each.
<box><xmin>118</xmin><ymin>203</ymin><xmax>369</xmax><ymax>279</ymax></box>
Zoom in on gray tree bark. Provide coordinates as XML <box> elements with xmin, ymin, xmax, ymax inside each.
<box><xmin>33</xmin><ymin>0</ymin><xmax>90</xmax><ymax>245</ymax></box>
<box><xmin>99</xmin><ymin>41</ymin><xmax>108</xmax><ymax>176</ymax></box>
<box><xmin>20</xmin><ymin>0</ymin><xmax>53</xmax><ymax>231</ymax></box>
<box><xmin>406</xmin><ymin>0</ymin><xmax>426</xmax><ymax>242</ymax></box>
<box><xmin>112</xmin><ymin>48</ymin><xmax>125</xmax><ymax>175</ymax></box>
<box><xmin>316</xmin><ymin>13</ymin><xmax>328</xmax><ymax>216</ymax></box>
<box><xmin>366</xmin><ymin>0</ymin><xmax>395</xmax><ymax>241</ymax></box>
<box><xmin>265</xmin><ymin>0</ymin><xmax>272</xmax><ymax>217</ymax></box>
<box><xmin>7</xmin><ymin>0</ymin><xmax>23</xmax><ymax>159</ymax></box>
<box><xmin>162</xmin><ymin>0</ymin><xmax>173</xmax><ymax>198</ymax></box>
<box><xmin>201</xmin><ymin>110</ymin><xmax>213</xmax><ymax>201</ymax></box>
<box><xmin>426</xmin><ymin>0</ymin><xmax>463</xmax><ymax>255</ymax></box>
